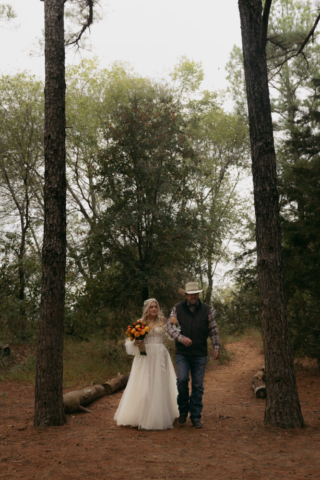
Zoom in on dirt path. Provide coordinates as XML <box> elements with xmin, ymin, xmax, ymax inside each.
<box><xmin>1</xmin><ymin>337</ymin><xmax>320</xmax><ymax>480</ymax></box>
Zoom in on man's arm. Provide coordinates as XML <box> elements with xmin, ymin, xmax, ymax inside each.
<box><xmin>166</xmin><ymin>306</ymin><xmax>192</xmax><ymax>347</ymax></box>
<box><xmin>208</xmin><ymin>307</ymin><xmax>220</xmax><ymax>359</ymax></box>
<box><xmin>165</xmin><ymin>305</ymin><xmax>185</xmax><ymax>343</ymax></box>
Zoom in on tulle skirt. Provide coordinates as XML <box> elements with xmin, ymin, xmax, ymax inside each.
<box><xmin>114</xmin><ymin>342</ymin><xmax>179</xmax><ymax>430</ymax></box>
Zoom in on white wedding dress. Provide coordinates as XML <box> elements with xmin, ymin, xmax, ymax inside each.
<box><xmin>114</xmin><ymin>326</ymin><xmax>179</xmax><ymax>430</ymax></box>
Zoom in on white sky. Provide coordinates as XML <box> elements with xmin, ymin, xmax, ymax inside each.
<box><xmin>0</xmin><ymin>0</ymin><xmax>242</xmax><ymax>91</ymax></box>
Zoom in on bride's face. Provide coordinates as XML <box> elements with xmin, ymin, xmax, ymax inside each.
<box><xmin>148</xmin><ymin>302</ymin><xmax>159</xmax><ymax>318</ymax></box>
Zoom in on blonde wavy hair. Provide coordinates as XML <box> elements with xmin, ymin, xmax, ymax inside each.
<box><xmin>141</xmin><ymin>298</ymin><xmax>165</xmax><ymax>330</ymax></box>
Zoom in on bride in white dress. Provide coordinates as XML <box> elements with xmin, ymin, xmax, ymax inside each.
<box><xmin>114</xmin><ymin>298</ymin><xmax>179</xmax><ymax>430</ymax></box>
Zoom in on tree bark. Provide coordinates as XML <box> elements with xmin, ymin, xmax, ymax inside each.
<box><xmin>34</xmin><ymin>0</ymin><xmax>66</xmax><ymax>427</ymax></box>
<box><xmin>238</xmin><ymin>0</ymin><xmax>304</xmax><ymax>428</ymax></box>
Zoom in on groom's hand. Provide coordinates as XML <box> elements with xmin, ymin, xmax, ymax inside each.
<box><xmin>213</xmin><ymin>350</ymin><xmax>220</xmax><ymax>360</ymax></box>
<box><xmin>182</xmin><ymin>337</ymin><xmax>192</xmax><ymax>347</ymax></box>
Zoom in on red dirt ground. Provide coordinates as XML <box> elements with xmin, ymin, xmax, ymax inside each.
<box><xmin>1</xmin><ymin>337</ymin><xmax>320</xmax><ymax>480</ymax></box>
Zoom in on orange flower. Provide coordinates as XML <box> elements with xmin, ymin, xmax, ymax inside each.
<box><xmin>144</xmin><ymin>326</ymin><xmax>150</xmax><ymax>333</ymax></box>
<box><xmin>131</xmin><ymin>328</ymin><xmax>136</xmax><ymax>334</ymax></box>
<box><xmin>134</xmin><ymin>332</ymin><xmax>140</xmax><ymax>338</ymax></box>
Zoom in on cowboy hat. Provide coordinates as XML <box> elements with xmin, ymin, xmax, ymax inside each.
<box><xmin>178</xmin><ymin>282</ymin><xmax>203</xmax><ymax>295</ymax></box>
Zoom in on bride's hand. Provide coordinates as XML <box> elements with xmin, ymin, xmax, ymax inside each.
<box><xmin>134</xmin><ymin>340</ymin><xmax>141</xmax><ymax>346</ymax></box>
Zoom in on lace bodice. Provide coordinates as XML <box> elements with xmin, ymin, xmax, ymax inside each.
<box><xmin>144</xmin><ymin>327</ymin><xmax>165</xmax><ymax>345</ymax></box>
<box><xmin>125</xmin><ymin>327</ymin><xmax>165</xmax><ymax>355</ymax></box>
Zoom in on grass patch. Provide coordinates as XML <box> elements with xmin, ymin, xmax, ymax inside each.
<box><xmin>0</xmin><ymin>328</ymin><xmax>264</xmax><ymax>386</ymax></box>
<box><xmin>63</xmin><ymin>337</ymin><xmax>132</xmax><ymax>389</ymax></box>
<box><xmin>2</xmin><ymin>353</ymin><xmax>37</xmax><ymax>384</ymax></box>
<box><xmin>219</xmin><ymin>327</ymin><xmax>262</xmax><ymax>346</ymax></box>
<box><xmin>0</xmin><ymin>336</ymin><xmax>133</xmax><ymax>388</ymax></box>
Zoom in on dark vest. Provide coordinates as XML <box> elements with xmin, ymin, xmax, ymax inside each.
<box><xmin>175</xmin><ymin>300</ymin><xmax>210</xmax><ymax>356</ymax></box>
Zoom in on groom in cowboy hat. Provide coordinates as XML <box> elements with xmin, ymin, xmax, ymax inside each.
<box><xmin>166</xmin><ymin>281</ymin><xmax>220</xmax><ymax>428</ymax></box>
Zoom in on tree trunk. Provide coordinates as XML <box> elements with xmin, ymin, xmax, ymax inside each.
<box><xmin>34</xmin><ymin>0</ymin><xmax>66</xmax><ymax>427</ymax></box>
<box><xmin>142</xmin><ymin>283</ymin><xmax>149</xmax><ymax>303</ymax></box>
<box><xmin>17</xmin><ymin>231</ymin><xmax>27</xmax><ymax>339</ymax></box>
<box><xmin>238</xmin><ymin>0</ymin><xmax>304</xmax><ymax>428</ymax></box>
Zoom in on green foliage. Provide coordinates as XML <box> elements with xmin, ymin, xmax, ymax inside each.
<box><xmin>213</xmin><ymin>279</ymin><xmax>260</xmax><ymax>336</ymax></box>
<box><xmin>0</xmin><ymin>233</ymin><xmax>41</xmax><ymax>342</ymax></box>
<box><xmin>186</xmin><ymin>88</ymin><xmax>250</xmax><ymax>301</ymax></box>
<box><xmin>0</xmin><ymin>59</ymin><xmax>250</xmax><ymax>343</ymax></box>
<box><xmin>71</xmin><ymin>82</ymin><xmax>198</xmax><ymax>329</ymax></box>
<box><xmin>226</xmin><ymin>45</ymin><xmax>247</xmax><ymax>116</ymax></box>
<box><xmin>0</xmin><ymin>73</ymin><xmax>44</xmax><ymax>342</ymax></box>
<box><xmin>170</xmin><ymin>56</ymin><xmax>204</xmax><ymax>95</ymax></box>
<box><xmin>280</xmin><ymin>132</ymin><xmax>320</xmax><ymax>362</ymax></box>
<box><xmin>0</xmin><ymin>3</ymin><xmax>16</xmax><ymax>21</ymax></box>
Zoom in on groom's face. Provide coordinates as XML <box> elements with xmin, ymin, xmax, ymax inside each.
<box><xmin>186</xmin><ymin>293</ymin><xmax>199</xmax><ymax>305</ymax></box>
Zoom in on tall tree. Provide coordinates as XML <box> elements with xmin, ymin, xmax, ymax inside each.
<box><xmin>226</xmin><ymin>0</ymin><xmax>320</xmax><ymax>363</ymax></box>
<box><xmin>0</xmin><ymin>73</ymin><xmax>44</xmax><ymax>338</ymax></box>
<box><xmin>238</xmin><ymin>0</ymin><xmax>304</xmax><ymax>428</ymax></box>
<box><xmin>35</xmin><ymin>0</ymin><xmax>98</xmax><ymax>427</ymax></box>
<box><xmin>186</xmin><ymin>92</ymin><xmax>250</xmax><ymax>302</ymax></box>
<box><xmin>94</xmin><ymin>85</ymin><xmax>197</xmax><ymax>305</ymax></box>
<box><xmin>34</xmin><ymin>0</ymin><xmax>67</xmax><ymax>427</ymax></box>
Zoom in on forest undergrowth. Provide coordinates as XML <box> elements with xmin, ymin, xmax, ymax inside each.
<box><xmin>0</xmin><ymin>328</ymin><xmax>264</xmax><ymax>389</ymax></box>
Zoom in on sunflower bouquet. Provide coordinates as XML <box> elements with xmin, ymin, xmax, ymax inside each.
<box><xmin>126</xmin><ymin>320</ymin><xmax>150</xmax><ymax>355</ymax></box>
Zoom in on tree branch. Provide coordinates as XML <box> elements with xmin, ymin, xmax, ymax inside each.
<box><xmin>260</xmin><ymin>0</ymin><xmax>273</xmax><ymax>49</ymax></box>
<box><xmin>296</xmin><ymin>11</ymin><xmax>320</xmax><ymax>55</ymax></box>
<box><xmin>67</xmin><ymin>180</ymin><xmax>92</xmax><ymax>225</ymax></box>
<box><xmin>267</xmin><ymin>11</ymin><xmax>320</xmax><ymax>69</ymax></box>
<box><xmin>66</xmin><ymin>0</ymin><xmax>94</xmax><ymax>46</ymax></box>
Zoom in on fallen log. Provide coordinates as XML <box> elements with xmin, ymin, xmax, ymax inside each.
<box><xmin>0</xmin><ymin>343</ymin><xmax>10</xmax><ymax>357</ymax></box>
<box><xmin>63</xmin><ymin>384</ymin><xmax>105</xmax><ymax>413</ymax></box>
<box><xmin>251</xmin><ymin>366</ymin><xmax>267</xmax><ymax>399</ymax></box>
<box><xmin>103</xmin><ymin>373</ymin><xmax>130</xmax><ymax>395</ymax></box>
<box><xmin>63</xmin><ymin>373</ymin><xmax>130</xmax><ymax>413</ymax></box>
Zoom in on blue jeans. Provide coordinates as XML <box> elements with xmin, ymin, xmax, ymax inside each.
<box><xmin>175</xmin><ymin>354</ymin><xmax>207</xmax><ymax>422</ymax></box>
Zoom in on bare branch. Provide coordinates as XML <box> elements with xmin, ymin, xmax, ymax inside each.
<box><xmin>67</xmin><ymin>180</ymin><xmax>92</xmax><ymax>224</ymax></box>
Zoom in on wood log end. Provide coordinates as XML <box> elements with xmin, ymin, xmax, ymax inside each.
<box><xmin>254</xmin><ymin>386</ymin><xmax>267</xmax><ymax>399</ymax></box>
<box><xmin>0</xmin><ymin>344</ymin><xmax>10</xmax><ymax>356</ymax></box>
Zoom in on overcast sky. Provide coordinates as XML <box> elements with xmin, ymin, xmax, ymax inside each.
<box><xmin>0</xmin><ymin>0</ymin><xmax>242</xmax><ymax>91</ymax></box>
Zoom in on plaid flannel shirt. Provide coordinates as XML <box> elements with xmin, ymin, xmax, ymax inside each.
<box><xmin>166</xmin><ymin>302</ymin><xmax>220</xmax><ymax>352</ymax></box>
